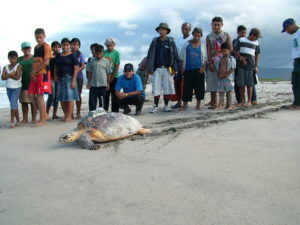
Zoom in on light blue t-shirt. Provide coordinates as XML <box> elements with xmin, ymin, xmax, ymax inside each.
<box><xmin>185</xmin><ymin>43</ymin><xmax>202</xmax><ymax>71</ymax></box>
<box><xmin>115</xmin><ymin>74</ymin><xmax>144</xmax><ymax>97</ymax></box>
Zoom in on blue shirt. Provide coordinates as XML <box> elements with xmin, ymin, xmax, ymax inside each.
<box><xmin>115</xmin><ymin>74</ymin><xmax>144</xmax><ymax>97</ymax></box>
<box><xmin>185</xmin><ymin>43</ymin><xmax>202</xmax><ymax>71</ymax></box>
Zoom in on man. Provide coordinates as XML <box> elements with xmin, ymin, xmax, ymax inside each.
<box><xmin>115</xmin><ymin>63</ymin><xmax>145</xmax><ymax>115</ymax></box>
<box><xmin>172</xmin><ymin>22</ymin><xmax>193</xmax><ymax>109</ymax></box>
<box><xmin>147</xmin><ymin>22</ymin><xmax>179</xmax><ymax>113</ymax></box>
<box><xmin>282</xmin><ymin>18</ymin><xmax>300</xmax><ymax>110</ymax></box>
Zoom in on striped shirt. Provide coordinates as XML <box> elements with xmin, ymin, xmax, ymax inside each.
<box><xmin>234</xmin><ymin>37</ymin><xmax>260</xmax><ymax>69</ymax></box>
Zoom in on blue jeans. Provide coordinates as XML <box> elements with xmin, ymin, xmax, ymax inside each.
<box><xmin>7</xmin><ymin>87</ymin><xmax>21</xmax><ymax>110</ymax></box>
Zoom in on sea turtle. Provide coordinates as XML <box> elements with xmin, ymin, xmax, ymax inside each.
<box><xmin>59</xmin><ymin>108</ymin><xmax>150</xmax><ymax>150</ymax></box>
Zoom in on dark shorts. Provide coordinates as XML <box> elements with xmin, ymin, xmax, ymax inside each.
<box><xmin>77</xmin><ymin>79</ymin><xmax>83</xmax><ymax>94</ymax></box>
<box><xmin>237</xmin><ymin>68</ymin><xmax>254</xmax><ymax>87</ymax></box>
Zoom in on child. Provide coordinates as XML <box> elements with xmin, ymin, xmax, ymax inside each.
<box><xmin>28</xmin><ymin>28</ymin><xmax>52</xmax><ymax>127</ymax></box>
<box><xmin>234</xmin><ymin>28</ymin><xmax>261</xmax><ymax>107</ymax></box>
<box><xmin>104</xmin><ymin>37</ymin><xmax>120</xmax><ymax>112</ymax></box>
<box><xmin>1</xmin><ymin>51</ymin><xmax>22</xmax><ymax>128</ymax></box>
<box><xmin>18</xmin><ymin>42</ymin><xmax>37</xmax><ymax>124</ymax></box>
<box><xmin>54</xmin><ymin>38</ymin><xmax>80</xmax><ymax>122</ymax></box>
<box><xmin>71</xmin><ymin>38</ymin><xmax>86</xmax><ymax>119</ymax></box>
<box><xmin>281</xmin><ymin>18</ymin><xmax>300</xmax><ymax>110</ymax></box>
<box><xmin>215</xmin><ymin>43</ymin><xmax>236</xmax><ymax>110</ymax></box>
<box><xmin>86</xmin><ymin>44</ymin><xmax>112</xmax><ymax>111</ymax></box>
<box><xmin>179</xmin><ymin>27</ymin><xmax>207</xmax><ymax>111</ymax></box>
<box><xmin>46</xmin><ymin>41</ymin><xmax>61</xmax><ymax>119</ymax></box>
<box><xmin>206</xmin><ymin>17</ymin><xmax>232</xmax><ymax>109</ymax></box>
<box><xmin>147</xmin><ymin>22</ymin><xmax>179</xmax><ymax>113</ymax></box>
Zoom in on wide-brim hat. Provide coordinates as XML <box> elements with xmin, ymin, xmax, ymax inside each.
<box><xmin>155</xmin><ymin>23</ymin><xmax>171</xmax><ymax>34</ymax></box>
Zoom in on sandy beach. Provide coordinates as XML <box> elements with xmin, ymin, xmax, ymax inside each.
<box><xmin>0</xmin><ymin>81</ymin><xmax>299</xmax><ymax>225</ymax></box>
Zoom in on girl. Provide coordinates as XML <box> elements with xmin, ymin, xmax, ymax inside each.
<box><xmin>46</xmin><ymin>41</ymin><xmax>61</xmax><ymax>119</ymax></box>
<box><xmin>55</xmin><ymin>38</ymin><xmax>80</xmax><ymax>122</ymax></box>
<box><xmin>1</xmin><ymin>51</ymin><xmax>22</xmax><ymax>128</ymax></box>
<box><xmin>71</xmin><ymin>38</ymin><xmax>85</xmax><ymax>119</ymax></box>
<box><xmin>180</xmin><ymin>27</ymin><xmax>207</xmax><ymax>110</ymax></box>
<box><xmin>18</xmin><ymin>42</ymin><xmax>37</xmax><ymax>124</ymax></box>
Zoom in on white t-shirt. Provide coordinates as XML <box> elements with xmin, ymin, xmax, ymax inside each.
<box><xmin>177</xmin><ymin>34</ymin><xmax>193</xmax><ymax>53</ymax></box>
<box><xmin>292</xmin><ymin>29</ymin><xmax>300</xmax><ymax>59</ymax></box>
<box><xmin>5</xmin><ymin>63</ymin><xmax>22</xmax><ymax>89</ymax></box>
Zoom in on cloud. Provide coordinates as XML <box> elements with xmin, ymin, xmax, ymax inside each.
<box><xmin>125</xmin><ymin>31</ymin><xmax>136</xmax><ymax>36</ymax></box>
<box><xmin>118</xmin><ymin>21</ymin><xmax>139</xmax><ymax>30</ymax></box>
<box><xmin>159</xmin><ymin>8</ymin><xmax>184</xmax><ymax>36</ymax></box>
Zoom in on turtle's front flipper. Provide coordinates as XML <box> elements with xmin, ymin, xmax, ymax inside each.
<box><xmin>137</xmin><ymin>128</ymin><xmax>151</xmax><ymax>135</ymax></box>
<box><xmin>79</xmin><ymin>134</ymin><xmax>100</xmax><ymax>150</ymax></box>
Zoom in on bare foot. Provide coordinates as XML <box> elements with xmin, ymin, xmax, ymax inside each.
<box><xmin>9</xmin><ymin>122</ymin><xmax>15</xmax><ymax>128</ymax></box>
<box><xmin>195</xmin><ymin>106</ymin><xmax>201</xmax><ymax>110</ymax></box>
<box><xmin>215</xmin><ymin>105</ymin><xmax>223</xmax><ymax>111</ymax></box>
<box><xmin>244</xmin><ymin>102</ymin><xmax>252</xmax><ymax>107</ymax></box>
<box><xmin>236</xmin><ymin>103</ymin><xmax>244</xmax><ymax>107</ymax></box>
<box><xmin>180</xmin><ymin>106</ymin><xmax>187</xmax><ymax>111</ymax></box>
<box><xmin>75</xmin><ymin>114</ymin><xmax>81</xmax><ymax>119</ymax></box>
<box><xmin>226</xmin><ymin>105</ymin><xmax>234</xmax><ymax>110</ymax></box>
<box><xmin>64</xmin><ymin>118</ymin><xmax>73</xmax><ymax>122</ymax></box>
<box><xmin>32</xmin><ymin>121</ymin><xmax>46</xmax><ymax>127</ymax></box>
<box><xmin>46</xmin><ymin>114</ymin><xmax>51</xmax><ymax>121</ymax></box>
<box><xmin>15</xmin><ymin>122</ymin><xmax>21</xmax><ymax>127</ymax></box>
<box><xmin>31</xmin><ymin>120</ymin><xmax>37</xmax><ymax>124</ymax></box>
<box><xmin>289</xmin><ymin>104</ymin><xmax>300</xmax><ymax>110</ymax></box>
<box><xmin>21</xmin><ymin>120</ymin><xmax>29</xmax><ymax>124</ymax></box>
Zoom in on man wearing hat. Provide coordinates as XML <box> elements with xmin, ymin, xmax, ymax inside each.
<box><xmin>147</xmin><ymin>22</ymin><xmax>179</xmax><ymax>113</ymax></box>
<box><xmin>115</xmin><ymin>63</ymin><xmax>145</xmax><ymax>115</ymax></box>
<box><xmin>282</xmin><ymin>18</ymin><xmax>300</xmax><ymax>110</ymax></box>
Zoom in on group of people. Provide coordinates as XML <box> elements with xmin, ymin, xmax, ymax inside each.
<box><xmin>1</xmin><ymin>17</ymin><xmax>299</xmax><ymax>128</ymax></box>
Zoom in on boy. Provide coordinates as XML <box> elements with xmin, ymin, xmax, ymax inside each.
<box><xmin>104</xmin><ymin>37</ymin><xmax>120</xmax><ymax>112</ymax></box>
<box><xmin>206</xmin><ymin>17</ymin><xmax>232</xmax><ymax>109</ymax></box>
<box><xmin>234</xmin><ymin>28</ymin><xmax>261</xmax><ymax>107</ymax></box>
<box><xmin>18</xmin><ymin>41</ymin><xmax>37</xmax><ymax>124</ymax></box>
<box><xmin>147</xmin><ymin>22</ymin><xmax>179</xmax><ymax>113</ymax></box>
<box><xmin>115</xmin><ymin>63</ymin><xmax>145</xmax><ymax>115</ymax></box>
<box><xmin>28</xmin><ymin>28</ymin><xmax>52</xmax><ymax>126</ymax></box>
<box><xmin>281</xmin><ymin>18</ymin><xmax>300</xmax><ymax>110</ymax></box>
<box><xmin>86</xmin><ymin>44</ymin><xmax>112</xmax><ymax>111</ymax></box>
<box><xmin>46</xmin><ymin>41</ymin><xmax>61</xmax><ymax>119</ymax></box>
<box><xmin>215</xmin><ymin>43</ymin><xmax>236</xmax><ymax>110</ymax></box>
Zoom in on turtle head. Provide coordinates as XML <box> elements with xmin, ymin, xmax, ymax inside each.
<box><xmin>59</xmin><ymin>129</ymin><xmax>82</xmax><ymax>144</ymax></box>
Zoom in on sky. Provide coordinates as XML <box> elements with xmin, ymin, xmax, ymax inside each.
<box><xmin>0</xmin><ymin>0</ymin><xmax>299</xmax><ymax>72</ymax></box>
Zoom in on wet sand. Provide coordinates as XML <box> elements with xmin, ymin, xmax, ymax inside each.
<box><xmin>0</xmin><ymin>81</ymin><xmax>299</xmax><ymax>225</ymax></box>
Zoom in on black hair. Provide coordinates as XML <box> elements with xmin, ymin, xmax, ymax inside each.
<box><xmin>192</xmin><ymin>27</ymin><xmax>203</xmax><ymax>36</ymax></box>
<box><xmin>237</xmin><ymin>25</ymin><xmax>247</xmax><ymax>32</ymax></box>
<box><xmin>8</xmin><ymin>51</ymin><xmax>18</xmax><ymax>58</ymax></box>
<box><xmin>94</xmin><ymin>44</ymin><xmax>104</xmax><ymax>53</ymax></box>
<box><xmin>221</xmin><ymin>42</ymin><xmax>230</xmax><ymax>50</ymax></box>
<box><xmin>182</xmin><ymin>22</ymin><xmax>191</xmax><ymax>29</ymax></box>
<box><xmin>51</xmin><ymin>41</ymin><xmax>61</xmax><ymax>48</ymax></box>
<box><xmin>61</xmin><ymin>38</ymin><xmax>71</xmax><ymax>45</ymax></box>
<box><xmin>35</xmin><ymin>28</ymin><xmax>45</xmax><ymax>35</ymax></box>
<box><xmin>212</xmin><ymin>17</ymin><xmax>223</xmax><ymax>23</ymax></box>
<box><xmin>90</xmin><ymin>43</ymin><xmax>99</xmax><ymax>50</ymax></box>
<box><xmin>71</xmin><ymin>38</ymin><xmax>81</xmax><ymax>47</ymax></box>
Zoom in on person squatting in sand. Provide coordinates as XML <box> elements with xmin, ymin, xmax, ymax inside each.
<box><xmin>1</xmin><ymin>51</ymin><xmax>22</xmax><ymax>128</ymax></box>
<box><xmin>214</xmin><ymin>43</ymin><xmax>236</xmax><ymax>110</ymax></box>
<box><xmin>179</xmin><ymin>27</ymin><xmax>207</xmax><ymax>111</ymax></box>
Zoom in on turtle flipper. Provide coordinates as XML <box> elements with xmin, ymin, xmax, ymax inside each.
<box><xmin>79</xmin><ymin>134</ymin><xmax>100</xmax><ymax>150</ymax></box>
<box><xmin>137</xmin><ymin>128</ymin><xmax>151</xmax><ymax>135</ymax></box>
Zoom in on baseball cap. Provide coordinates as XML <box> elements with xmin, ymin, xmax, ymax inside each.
<box><xmin>250</xmin><ymin>28</ymin><xmax>262</xmax><ymax>38</ymax></box>
<box><xmin>281</xmin><ymin>18</ymin><xmax>295</xmax><ymax>33</ymax></box>
<box><xmin>105</xmin><ymin>37</ymin><xmax>116</xmax><ymax>45</ymax></box>
<box><xmin>21</xmin><ymin>41</ymin><xmax>31</xmax><ymax>49</ymax></box>
<box><xmin>124</xmin><ymin>63</ymin><xmax>134</xmax><ymax>72</ymax></box>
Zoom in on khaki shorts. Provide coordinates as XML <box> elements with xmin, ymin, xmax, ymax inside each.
<box><xmin>19</xmin><ymin>90</ymin><xmax>33</xmax><ymax>103</ymax></box>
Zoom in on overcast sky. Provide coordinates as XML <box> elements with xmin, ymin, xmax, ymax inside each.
<box><xmin>0</xmin><ymin>0</ymin><xmax>299</xmax><ymax>71</ymax></box>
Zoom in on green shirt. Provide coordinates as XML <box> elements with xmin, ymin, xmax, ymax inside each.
<box><xmin>104</xmin><ymin>50</ymin><xmax>120</xmax><ymax>78</ymax></box>
<box><xmin>86</xmin><ymin>57</ymin><xmax>112</xmax><ymax>87</ymax></box>
<box><xmin>18</xmin><ymin>56</ymin><xmax>34</xmax><ymax>90</ymax></box>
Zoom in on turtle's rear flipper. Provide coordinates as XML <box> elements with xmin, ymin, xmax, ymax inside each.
<box><xmin>79</xmin><ymin>134</ymin><xmax>101</xmax><ymax>150</ymax></box>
